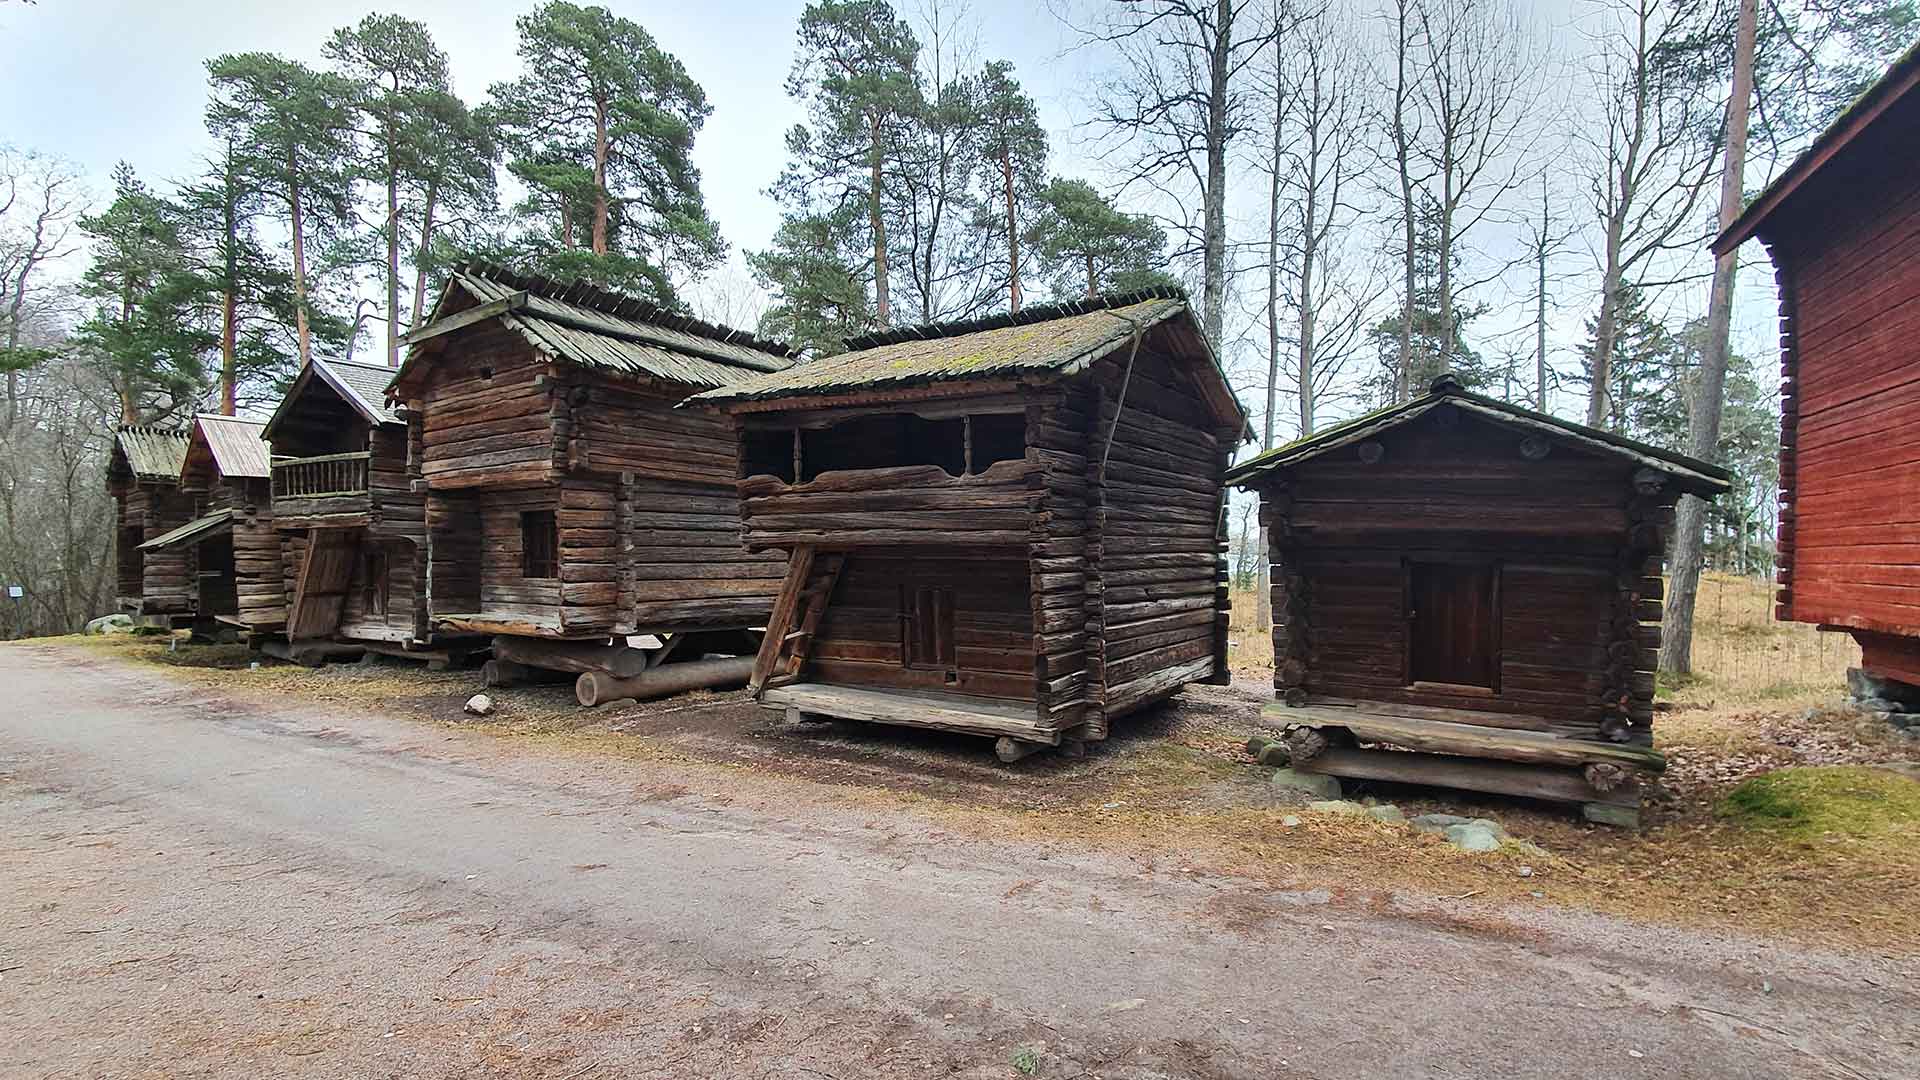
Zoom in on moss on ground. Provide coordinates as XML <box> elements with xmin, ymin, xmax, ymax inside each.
<box><xmin>1721</xmin><ymin>766</ymin><xmax>1920</xmax><ymax>837</ymax></box>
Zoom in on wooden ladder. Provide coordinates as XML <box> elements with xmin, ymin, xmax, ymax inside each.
<box><xmin>749</xmin><ymin>546</ymin><xmax>845</xmax><ymax>697</ymax></box>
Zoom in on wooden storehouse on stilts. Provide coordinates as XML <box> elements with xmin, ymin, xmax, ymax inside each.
<box><xmin>108</xmin><ymin>425</ymin><xmax>193</xmax><ymax>621</ymax></box>
<box><xmin>1712</xmin><ymin>40</ymin><xmax>1920</xmax><ymax>689</ymax></box>
<box><xmin>391</xmin><ymin>263</ymin><xmax>796</xmax><ymax>702</ymax></box>
<box><xmin>264</xmin><ymin>356</ymin><xmax>465</xmax><ymax>666</ymax></box>
<box><xmin>1228</xmin><ymin>375</ymin><xmax>1730</xmax><ymax>825</ymax></box>
<box><xmin>691</xmin><ymin>290</ymin><xmax>1246</xmax><ymax>760</ymax></box>
<box><xmin>139</xmin><ymin>414</ymin><xmax>283</xmax><ymax>636</ymax></box>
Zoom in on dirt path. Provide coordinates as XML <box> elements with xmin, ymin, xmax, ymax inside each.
<box><xmin>1</xmin><ymin>644</ymin><xmax>1913</xmax><ymax>1079</ymax></box>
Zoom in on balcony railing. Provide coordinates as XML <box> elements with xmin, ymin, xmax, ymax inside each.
<box><xmin>273</xmin><ymin>451</ymin><xmax>371</xmax><ymax>499</ymax></box>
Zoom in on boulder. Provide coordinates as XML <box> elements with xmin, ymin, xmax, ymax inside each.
<box><xmin>1271</xmin><ymin>769</ymin><xmax>1342</xmax><ymax>799</ymax></box>
<box><xmin>85</xmin><ymin>613</ymin><xmax>134</xmax><ymax>635</ymax></box>
<box><xmin>1444</xmin><ymin>822</ymin><xmax>1503</xmax><ymax>852</ymax></box>
<box><xmin>1365</xmin><ymin>804</ymin><xmax>1406</xmax><ymax>825</ymax></box>
<box><xmin>1847</xmin><ymin>668</ymin><xmax>1920</xmax><ymax>710</ymax></box>
<box><xmin>463</xmin><ymin>694</ymin><xmax>495</xmax><ymax>717</ymax></box>
<box><xmin>1411</xmin><ymin>813</ymin><xmax>1472</xmax><ymax>834</ymax></box>
<box><xmin>1308</xmin><ymin>799</ymin><xmax>1367</xmax><ymax>815</ymax></box>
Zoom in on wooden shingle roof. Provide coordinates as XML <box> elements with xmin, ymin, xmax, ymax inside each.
<box><xmin>186</xmin><ymin>414</ymin><xmax>271</xmax><ymax>480</ymax></box>
<box><xmin>396</xmin><ymin>263</ymin><xmax>796</xmax><ymax>394</ymax></box>
<box><xmin>263</xmin><ymin>356</ymin><xmax>401</xmax><ymax>440</ymax></box>
<box><xmin>112</xmin><ymin>426</ymin><xmax>189</xmax><ymax>482</ymax></box>
<box><xmin>690</xmin><ymin>289</ymin><xmax>1202</xmax><ymax>407</ymax></box>
<box><xmin>1227</xmin><ymin>376</ymin><xmax>1733</xmax><ymax>497</ymax></box>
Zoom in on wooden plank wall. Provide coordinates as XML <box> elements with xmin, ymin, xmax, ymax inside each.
<box><xmin>414</xmin><ymin>327</ymin><xmax>555</xmax><ymax>490</ymax></box>
<box><xmin>808</xmin><ymin>552</ymin><xmax>1035</xmax><ymax>700</ymax></box>
<box><xmin>477</xmin><ymin>487</ymin><xmax>564</xmax><ymax>631</ymax></box>
<box><xmin>737</xmin><ymin>460</ymin><xmax>1035</xmax><ymax>551</ymax></box>
<box><xmin>1260</xmin><ymin>413</ymin><xmax>1669</xmax><ymax>734</ymax></box>
<box><xmin>1087</xmin><ymin>348</ymin><xmax>1232</xmax><ymax>723</ymax></box>
<box><xmin>626</xmin><ymin>473</ymin><xmax>785</xmax><ymax>631</ymax></box>
<box><xmin>129</xmin><ymin>484</ymin><xmax>196</xmax><ymax>614</ymax></box>
<box><xmin>426</xmin><ymin>494</ymin><xmax>482</xmax><ymax>617</ymax></box>
<box><xmin>1767</xmin><ymin>111</ymin><xmax>1920</xmax><ymax>638</ymax></box>
<box><xmin>337</xmin><ymin>536</ymin><xmax>420</xmax><ymax>641</ymax></box>
<box><xmin>230</xmin><ymin>479</ymin><xmax>286</xmax><ymax>629</ymax></box>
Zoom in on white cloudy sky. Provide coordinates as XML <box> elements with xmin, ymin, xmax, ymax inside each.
<box><xmin>1</xmin><ymin>0</ymin><xmax>1782</xmax><ymax>435</ymax></box>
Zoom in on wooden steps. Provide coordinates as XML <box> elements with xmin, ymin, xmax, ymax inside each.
<box><xmin>750</xmin><ymin>546</ymin><xmax>845</xmax><ymax>695</ymax></box>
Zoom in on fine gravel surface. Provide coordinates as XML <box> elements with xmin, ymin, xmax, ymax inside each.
<box><xmin>1</xmin><ymin>643</ymin><xmax>1914</xmax><ymax>1079</ymax></box>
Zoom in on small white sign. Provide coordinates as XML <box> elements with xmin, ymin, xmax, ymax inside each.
<box><xmin>6</xmin><ymin>586</ymin><xmax>21</xmax><ymax>598</ymax></box>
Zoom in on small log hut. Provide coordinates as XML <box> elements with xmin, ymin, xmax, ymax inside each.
<box><xmin>390</xmin><ymin>263</ymin><xmax>796</xmax><ymax>698</ymax></box>
<box><xmin>107</xmin><ymin>425</ymin><xmax>193</xmax><ymax>620</ymax></box>
<box><xmin>263</xmin><ymin>356</ymin><xmax>463</xmax><ymax>665</ymax></box>
<box><xmin>1713</xmin><ymin>40</ymin><xmax>1920</xmax><ymax>688</ymax></box>
<box><xmin>1228</xmin><ymin>376</ymin><xmax>1730</xmax><ymax>826</ymax></box>
<box><xmin>691</xmin><ymin>289</ymin><xmax>1247</xmax><ymax>760</ymax></box>
<box><xmin>140</xmin><ymin>414</ymin><xmax>283</xmax><ymax>634</ymax></box>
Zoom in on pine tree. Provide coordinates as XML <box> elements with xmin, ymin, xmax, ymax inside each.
<box><xmin>1024</xmin><ymin>179</ymin><xmax>1177</xmax><ymax>300</ymax></box>
<box><xmin>205</xmin><ymin>51</ymin><xmax>358</xmax><ymax>369</ymax></box>
<box><xmin>776</xmin><ymin>0</ymin><xmax>923</xmax><ymax>327</ymax></box>
<box><xmin>73</xmin><ymin>164</ymin><xmax>212</xmax><ymax>424</ymax></box>
<box><xmin>1366</xmin><ymin>199</ymin><xmax>1488</xmax><ymax>398</ymax></box>
<box><xmin>971</xmin><ymin>61</ymin><xmax>1047</xmax><ymax>312</ymax></box>
<box><xmin>487</xmin><ymin>1</ymin><xmax>723</xmax><ymax>305</ymax></box>
<box><xmin>748</xmin><ymin>207</ymin><xmax>874</xmax><ymax>356</ymax></box>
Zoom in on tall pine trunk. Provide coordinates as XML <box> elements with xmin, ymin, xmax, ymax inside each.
<box><xmin>1002</xmin><ymin>150</ymin><xmax>1021</xmax><ymax>312</ymax></box>
<box><xmin>289</xmin><ymin>144</ymin><xmax>313</xmax><ymax>369</ymax></box>
<box><xmin>221</xmin><ymin>153</ymin><xmax>239</xmax><ymax>416</ymax></box>
<box><xmin>591</xmin><ymin>99</ymin><xmax>610</xmax><ymax>257</ymax></box>
<box><xmin>1661</xmin><ymin>0</ymin><xmax>1755</xmax><ymax>677</ymax></box>
<box><xmin>1391</xmin><ymin>0</ymin><xmax>1416</xmax><ymax>404</ymax></box>
<box><xmin>869</xmin><ymin>117</ymin><xmax>891</xmax><ymax>327</ymax></box>
<box><xmin>411</xmin><ymin>182</ymin><xmax>439</xmax><ymax>335</ymax></box>
<box><xmin>385</xmin><ymin>127</ymin><xmax>401</xmax><ymax>369</ymax></box>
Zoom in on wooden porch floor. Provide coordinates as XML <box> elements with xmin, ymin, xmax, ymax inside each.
<box><xmin>762</xmin><ymin>683</ymin><xmax>1055</xmax><ymax>744</ymax></box>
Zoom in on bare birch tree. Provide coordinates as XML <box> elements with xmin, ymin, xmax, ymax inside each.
<box><xmin>0</xmin><ymin>147</ymin><xmax>83</xmax><ymax>432</ymax></box>
<box><xmin>1579</xmin><ymin>0</ymin><xmax>1722</xmax><ymax>429</ymax></box>
<box><xmin>1077</xmin><ymin>0</ymin><xmax>1281</xmax><ymax>346</ymax></box>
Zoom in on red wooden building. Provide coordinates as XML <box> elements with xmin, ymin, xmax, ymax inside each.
<box><xmin>1715</xmin><ymin>40</ymin><xmax>1920</xmax><ymax>686</ymax></box>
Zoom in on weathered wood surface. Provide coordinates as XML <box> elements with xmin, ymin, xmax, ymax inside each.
<box><xmin>1265</xmin><ymin>703</ymin><xmax>1666</xmax><ymax>771</ymax></box>
<box><xmin>762</xmin><ymin>683</ymin><xmax>1058</xmax><ymax>743</ymax></box>
<box><xmin>1298</xmin><ymin>746</ymin><xmax>1642</xmax><ymax>824</ymax></box>
<box><xmin>574</xmin><ymin>656</ymin><xmax>753</xmax><ymax>707</ymax></box>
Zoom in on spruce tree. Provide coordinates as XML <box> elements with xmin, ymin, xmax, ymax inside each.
<box><xmin>971</xmin><ymin>61</ymin><xmax>1047</xmax><ymax>312</ymax></box>
<box><xmin>1024</xmin><ymin>178</ymin><xmax>1177</xmax><ymax>301</ymax></box>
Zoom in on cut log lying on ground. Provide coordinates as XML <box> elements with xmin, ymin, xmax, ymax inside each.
<box><xmin>574</xmin><ymin>656</ymin><xmax>754</xmax><ymax>707</ymax></box>
<box><xmin>492</xmin><ymin>634</ymin><xmax>650</xmax><ymax>678</ymax></box>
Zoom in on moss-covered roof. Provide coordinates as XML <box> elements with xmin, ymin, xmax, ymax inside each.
<box><xmin>112</xmin><ymin>426</ymin><xmax>189</xmax><ymax>482</ymax></box>
<box><xmin>1226</xmin><ymin>375</ymin><xmax>1733</xmax><ymax>497</ymax></box>
<box><xmin>690</xmin><ymin>290</ymin><xmax>1194</xmax><ymax>406</ymax></box>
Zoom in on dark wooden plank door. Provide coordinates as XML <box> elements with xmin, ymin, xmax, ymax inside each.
<box><xmin>1407</xmin><ymin>561</ymin><xmax>1499</xmax><ymax>690</ymax></box>
<box><xmin>195</xmin><ymin>535</ymin><xmax>239</xmax><ymax>617</ymax></box>
<box><xmin>902</xmin><ymin>585</ymin><xmax>956</xmax><ymax>671</ymax></box>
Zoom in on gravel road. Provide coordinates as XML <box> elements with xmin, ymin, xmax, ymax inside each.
<box><xmin>1</xmin><ymin>643</ymin><xmax>1913</xmax><ymax>1079</ymax></box>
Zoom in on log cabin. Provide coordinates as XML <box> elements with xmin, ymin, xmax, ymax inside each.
<box><xmin>108</xmin><ymin>425</ymin><xmax>193</xmax><ymax>621</ymax></box>
<box><xmin>1713</xmin><ymin>40</ymin><xmax>1920</xmax><ymax>689</ymax></box>
<box><xmin>690</xmin><ymin>289</ymin><xmax>1247</xmax><ymax>760</ymax></box>
<box><xmin>139</xmin><ymin>414</ymin><xmax>283</xmax><ymax>634</ymax></box>
<box><xmin>263</xmin><ymin>356</ymin><xmax>461</xmax><ymax>664</ymax></box>
<box><xmin>1227</xmin><ymin>375</ymin><xmax>1730</xmax><ymax>826</ymax></box>
<box><xmin>390</xmin><ymin>263</ymin><xmax>795</xmax><ymax>696</ymax></box>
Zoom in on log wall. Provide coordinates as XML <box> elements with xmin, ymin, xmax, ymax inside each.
<box><xmin>1027</xmin><ymin>388</ymin><xmax>1092</xmax><ymax>733</ymax></box>
<box><xmin>1085</xmin><ymin>346</ymin><xmax>1233</xmax><ymax>726</ymax></box>
<box><xmin>412</xmin><ymin>325</ymin><xmax>556</xmax><ymax>490</ymax></box>
<box><xmin>1257</xmin><ymin>411</ymin><xmax>1671</xmax><ymax>735</ymax></box>
<box><xmin>809</xmin><ymin>551</ymin><xmax>1035</xmax><ymax>700</ymax></box>
<box><xmin>119</xmin><ymin>483</ymin><xmax>195</xmax><ymax>615</ymax></box>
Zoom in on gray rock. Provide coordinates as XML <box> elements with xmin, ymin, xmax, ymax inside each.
<box><xmin>1281</xmin><ymin>815</ymin><xmax>1302</xmax><ymax>828</ymax></box>
<box><xmin>1308</xmin><ymin>799</ymin><xmax>1366</xmax><ymax>815</ymax></box>
<box><xmin>463</xmin><ymin>693</ymin><xmax>495</xmax><ymax>717</ymax></box>
<box><xmin>1365</xmin><ymin>804</ymin><xmax>1406</xmax><ymax>824</ymax></box>
<box><xmin>1469</xmin><ymin>817</ymin><xmax>1508</xmax><ymax>839</ymax></box>
<box><xmin>1411</xmin><ymin>813</ymin><xmax>1472</xmax><ymax>834</ymax></box>
<box><xmin>1848</xmin><ymin>667</ymin><xmax>1920</xmax><ymax>709</ymax></box>
<box><xmin>1270</xmin><ymin>769</ymin><xmax>1342</xmax><ymax>799</ymax></box>
<box><xmin>85</xmin><ymin>613</ymin><xmax>134</xmax><ymax>635</ymax></box>
<box><xmin>1444</xmin><ymin>822</ymin><xmax>1503</xmax><ymax>852</ymax></box>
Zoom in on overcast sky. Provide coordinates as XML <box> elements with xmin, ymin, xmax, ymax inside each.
<box><xmin>1</xmin><ymin>0</ymin><xmax>1780</xmax><ymax>432</ymax></box>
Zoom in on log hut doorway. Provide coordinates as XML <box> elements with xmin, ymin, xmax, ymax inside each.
<box><xmin>1405</xmin><ymin>558</ymin><xmax>1500</xmax><ymax>693</ymax></box>
<box><xmin>196</xmin><ymin>535</ymin><xmax>239</xmax><ymax>617</ymax></box>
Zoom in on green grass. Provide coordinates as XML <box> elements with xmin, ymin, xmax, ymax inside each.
<box><xmin>1720</xmin><ymin>766</ymin><xmax>1920</xmax><ymax>837</ymax></box>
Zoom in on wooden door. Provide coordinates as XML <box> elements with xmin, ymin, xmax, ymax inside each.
<box><xmin>195</xmin><ymin>535</ymin><xmax>239</xmax><ymax>617</ymax></box>
<box><xmin>902</xmin><ymin>585</ymin><xmax>956</xmax><ymax>672</ymax></box>
<box><xmin>287</xmin><ymin>528</ymin><xmax>360</xmax><ymax>639</ymax></box>
<box><xmin>1406</xmin><ymin>560</ymin><xmax>1499</xmax><ymax>691</ymax></box>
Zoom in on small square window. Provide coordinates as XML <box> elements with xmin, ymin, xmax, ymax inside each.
<box><xmin>521</xmin><ymin>510</ymin><xmax>558</xmax><ymax>579</ymax></box>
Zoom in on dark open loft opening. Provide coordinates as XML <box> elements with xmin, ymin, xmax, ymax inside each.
<box><xmin>742</xmin><ymin>411</ymin><xmax>1028</xmax><ymax>483</ymax></box>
